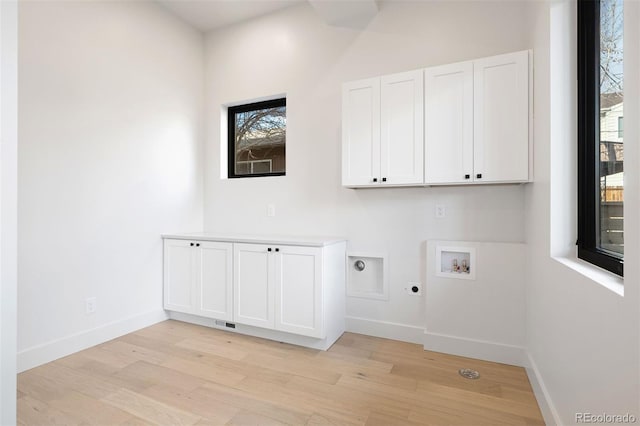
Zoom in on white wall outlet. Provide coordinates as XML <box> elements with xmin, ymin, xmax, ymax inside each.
<box><xmin>406</xmin><ymin>282</ymin><xmax>422</xmax><ymax>296</ymax></box>
<box><xmin>267</xmin><ymin>203</ymin><xmax>276</xmax><ymax>217</ymax></box>
<box><xmin>85</xmin><ymin>297</ymin><xmax>96</xmax><ymax>314</ymax></box>
<box><xmin>435</xmin><ymin>204</ymin><xmax>446</xmax><ymax>218</ymax></box>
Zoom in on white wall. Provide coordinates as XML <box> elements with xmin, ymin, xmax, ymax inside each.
<box><xmin>203</xmin><ymin>1</ymin><xmax>530</xmax><ymax>337</ymax></box>
<box><xmin>524</xmin><ymin>1</ymin><xmax>640</xmax><ymax>423</ymax></box>
<box><xmin>18</xmin><ymin>1</ymin><xmax>204</xmax><ymax>370</ymax></box>
<box><xmin>0</xmin><ymin>1</ymin><xmax>18</xmax><ymax>423</ymax></box>
<box><xmin>425</xmin><ymin>241</ymin><xmax>525</xmax><ymax>365</ymax></box>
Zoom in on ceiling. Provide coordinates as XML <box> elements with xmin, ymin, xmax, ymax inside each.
<box><xmin>156</xmin><ymin>0</ymin><xmax>307</xmax><ymax>32</ymax></box>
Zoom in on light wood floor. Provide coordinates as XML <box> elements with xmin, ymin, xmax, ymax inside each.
<box><xmin>17</xmin><ymin>320</ymin><xmax>544</xmax><ymax>425</ymax></box>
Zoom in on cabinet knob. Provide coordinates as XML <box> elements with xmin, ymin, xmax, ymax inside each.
<box><xmin>267</xmin><ymin>248</ymin><xmax>272</xmax><ymax>252</ymax></box>
<box><xmin>382</xmin><ymin>177</ymin><xmax>387</xmax><ymax>182</ymax></box>
<box><xmin>196</xmin><ymin>243</ymin><xmax>200</xmax><ymax>247</ymax></box>
<box><xmin>275</xmin><ymin>248</ymin><xmax>279</xmax><ymax>252</ymax></box>
<box><xmin>190</xmin><ymin>243</ymin><xmax>194</xmax><ymax>247</ymax></box>
<box><xmin>372</xmin><ymin>178</ymin><xmax>378</xmax><ymax>182</ymax></box>
<box><xmin>476</xmin><ymin>174</ymin><xmax>482</xmax><ymax>179</ymax></box>
<box><xmin>464</xmin><ymin>174</ymin><xmax>470</xmax><ymax>179</ymax></box>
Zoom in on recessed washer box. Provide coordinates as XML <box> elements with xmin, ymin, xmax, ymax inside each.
<box><xmin>436</xmin><ymin>245</ymin><xmax>476</xmax><ymax>280</ymax></box>
<box><xmin>347</xmin><ymin>252</ymin><xmax>388</xmax><ymax>300</ymax></box>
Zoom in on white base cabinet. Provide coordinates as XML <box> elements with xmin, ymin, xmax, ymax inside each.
<box><xmin>163</xmin><ymin>239</ymin><xmax>233</xmax><ymax>321</ymax></box>
<box><xmin>234</xmin><ymin>243</ymin><xmax>324</xmax><ymax>338</ymax></box>
<box><xmin>163</xmin><ymin>234</ymin><xmax>346</xmax><ymax>349</ymax></box>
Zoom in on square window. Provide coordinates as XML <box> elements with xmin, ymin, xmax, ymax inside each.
<box><xmin>227</xmin><ymin>98</ymin><xmax>286</xmax><ymax>178</ymax></box>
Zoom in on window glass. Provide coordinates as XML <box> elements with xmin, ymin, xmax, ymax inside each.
<box><xmin>228</xmin><ymin>99</ymin><xmax>286</xmax><ymax>178</ymax></box>
<box><xmin>599</xmin><ymin>0</ymin><xmax>623</xmax><ymax>255</ymax></box>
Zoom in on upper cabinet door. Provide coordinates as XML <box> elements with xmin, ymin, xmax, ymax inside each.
<box><xmin>424</xmin><ymin>61</ymin><xmax>473</xmax><ymax>184</ymax></box>
<box><xmin>380</xmin><ymin>70</ymin><xmax>424</xmax><ymax>185</ymax></box>
<box><xmin>473</xmin><ymin>50</ymin><xmax>530</xmax><ymax>183</ymax></box>
<box><xmin>342</xmin><ymin>78</ymin><xmax>381</xmax><ymax>186</ymax></box>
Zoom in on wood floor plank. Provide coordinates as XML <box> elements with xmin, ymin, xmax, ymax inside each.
<box><xmin>191</xmin><ymin>381</ymin><xmax>312</xmax><ymax>425</ymax></box>
<box><xmin>101</xmin><ymin>388</ymin><xmax>202</xmax><ymax>425</ymax></box>
<box><xmin>242</xmin><ymin>351</ymin><xmax>342</xmax><ymax>384</ymax></box>
<box><xmin>17</xmin><ymin>320</ymin><xmax>544</xmax><ymax>426</ymax></box>
<box><xmin>48</xmin><ymin>390</ymin><xmax>134</xmax><ymax>425</ymax></box>
<box><xmin>141</xmin><ymin>383</ymin><xmax>240</xmax><ymax>425</ymax></box>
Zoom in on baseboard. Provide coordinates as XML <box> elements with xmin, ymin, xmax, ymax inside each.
<box><xmin>17</xmin><ymin>309</ymin><xmax>168</xmax><ymax>373</ymax></box>
<box><xmin>168</xmin><ymin>311</ymin><xmax>343</xmax><ymax>351</ymax></box>
<box><xmin>345</xmin><ymin>316</ymin><xmax>424</xmax><ymax>344</ymax></box>
<box><xmin>525</xmin><ymin>352</ymin><xmax>561</xmax><ymax>426</ymax></box>
<box><xmin>423</xmin><ymin>330</ymin><xmax>526</xmax><ymax>367</ymax></box>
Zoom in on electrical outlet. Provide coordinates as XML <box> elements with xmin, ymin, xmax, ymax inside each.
<box><xmin>435</xmin><ymin>205</ymin><xmax>446</xmax><ymax>218</ymax></box>
<box><xmin>85</xmin><ymin>297</ymin><xmax>96</xmax><ymax>314</ymax></box>
<box><xmin>267</xmin><ymin>203</ymin><xmax>276</xmax><ymax>217</ymax></box>
<box><xmin>406</xmin><ymin>282</ymin><xmax>422</xmax><ymax>296</ymax></box>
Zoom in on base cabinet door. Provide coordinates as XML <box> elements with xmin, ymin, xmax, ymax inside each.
<box><xmin>198</xmin><ymin>242</ymin><xmax>233</xmax><ymax>321</ymax></box>
<box><xmin>233</xmin><ymin>243</ymin><xmax>274</xmax><ymax>329</ymax></box>
<box><xmin>164</xmin><ymin>239</ymin><xmax>196</xmax><ymax>314</ymax></box>
<box><xmin>274</xmin><ymin>246</ymin><xmax>323</xmax><ymax>338</ymax></box>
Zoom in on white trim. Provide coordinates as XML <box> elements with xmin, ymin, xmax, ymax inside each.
<box><xmin>346</xmin><ymin>252</ymin><xmax>389</xmax><ymax>300</ymax></box>
<box><xmin>0</xmin><ymin>1</ymin><xmax>18</xmax><ymax>423</ymax></box>
<box><xmin>168</xmin><ymin>311</ymin><xmax>342</xmax><ymax>351</ymax></box>
<box><xmin>525</xmin><ymin>352</ymin><xmax>562</xmax><ymax>426</ymax></box>
<box><xmin>345</xmin><ymin>316</ymin><xmax>424</xmax><ymax>344</ymax></box>
<box><xmin>17</xmin><ymin>310</ymin><xmax>168</xmax><ymax>373</ymax></box>
<box><xmin>553</xmin><ymin>256</ymin><xmax>624</xmax><ymax>297</ymax></box>
<box><xmin>423</xmin><ymin>330</ymin><xmax>526</xmax><ymax>367</ymax></box>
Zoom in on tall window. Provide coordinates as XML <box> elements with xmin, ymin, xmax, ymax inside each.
<box><xmin>578</xmin><ymin>0</ymin><xmax>624</xmax><ymax>276</ymax></box>
<box><xmin>228</xmin><ymin>98</ymin><xmax>286</xmax><ymax>178</ymax></box>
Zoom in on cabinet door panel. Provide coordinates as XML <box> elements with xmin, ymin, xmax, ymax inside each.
<box><xmin>474</xmin><ymin>50</ymin><xmax>529</xmax><ymax>182</ymax></box>
<box><xmin>342</xmin><ymin>78</ymin><xmax>381</xmax><ymax>186</ymax></box>
<box><xmin>164</xmin><ymin>239</ymin><xmax>195</xmax><ymax>314</ymax></box>
<box><xmin>380</xmin><ymin>70</ymin><xmax>424</xmax><ymax>185</ymax></box>
<box><xmin>234</xmin><ymin>243</ymin><xmax>274</xmax><ymax>329</ymax></box>
<box><xmin>198</xmin><ymin>242</ymin><xmax>233</xmax><ymax>321</ymax></box>
<box><xmin>424</xmin><ymin>62</ymin><xmax>473</xmax><ymax>184</ymax></box>
<box><xmin>274</xmin><ymin>246</ymin><xmax>323</xmax><ymax>338</ymax></box>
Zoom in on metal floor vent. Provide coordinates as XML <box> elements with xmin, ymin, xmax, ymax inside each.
<box><xmin>458</xmin><ymin>368</ymin><xmax>480</xmax><ymax>380</ymax></box>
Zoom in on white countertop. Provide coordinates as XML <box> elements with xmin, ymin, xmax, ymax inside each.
<box><xmin>162</xmin><ymin>232</ymin><xmax>347</xmax><ymax>247</ymax></box>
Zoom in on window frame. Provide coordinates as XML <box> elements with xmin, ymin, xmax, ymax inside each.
<box><xmin>577</xmin><ymin>0</ymin><xmax>624</xmax><ymax>276</ymax></box>
<box><xmin>227</xmin><ymin>98</ymin><xmax>286</xmax><ymax>179</ymax></box>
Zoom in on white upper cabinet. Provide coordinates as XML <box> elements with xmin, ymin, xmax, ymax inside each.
<box><xmin>424</xmin><ymin>61</ymin><xmax>474</xmax><ymax>184</ymax></box>
<box><xmin>342</xmin><ymin>78</ymin><xmax>380</xmax><ymax>186</ymax></box>
<box><xmin>473</xmin><ymin>50</ymin><xmax>530</xmax><ymax>183</ymax></box>
<box><xmin>424</xmin><ymin>50</ymin><xmax>530</xmax><ymax>184</ymax></box>
<box><xmin>380</xmin><ymin>70</ymin><xmax>424</xmax><ymax>185</ymax></box>
<box><xmin>342</xmin><ymin>70</ymin><xmax>424</xmax><ymax>187</ymax></box>
<box><xmin>343</xmin><ymin>49</ymin><xmax>531</xmax><ymax>188</ymax></box>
